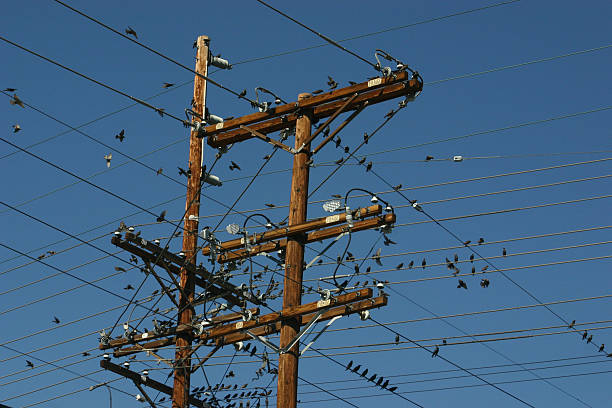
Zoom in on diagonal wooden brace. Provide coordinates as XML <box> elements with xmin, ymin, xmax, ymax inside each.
<box><xmin>240</xmin><ymin>125</ymin><xmax>296</xmax><ymax>154</ymax></box>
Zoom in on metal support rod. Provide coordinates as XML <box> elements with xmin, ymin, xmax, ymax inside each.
<box><xmin>298</xmin><ymin>93</ymin><xmax>358</xmax><ymax>150</ymax></box>
<box><xmin>277</xmin><ymin>92</ymin><xmax>311</xmax><ymax>408</ymax></box>
<box><xmin>173</xmin><ymin>34</ymin><xmax>209</xmax><ymax>408</ymax></box>
<box><xmin>133</xmin><ymin>381</ymin><xmax>158</xmax><ymax>408</ymax></box>
<box><xmin>312</xmin><ymin>102</ymin><xmax>368</xmax><ymax>154</ymax></box>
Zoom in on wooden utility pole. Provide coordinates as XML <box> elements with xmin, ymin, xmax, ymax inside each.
<box><xmin>277</xmin><ymin>93</ymin><xmax>312</xmax><ymax>408</ymax></box>
<box><xmin>172</xmin><ymin>34</ymin><xmax>209</xmax><ymax>408</ymax></box>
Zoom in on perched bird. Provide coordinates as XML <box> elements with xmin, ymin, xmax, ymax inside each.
<box><xmin>229</xmin><ymin>161</ymin><xmax>241</xmax><ymax>171</ymax></box>
<box><xmin>366</xmin><ymin>266</ymin><xmax>371</xmax><ymax>273</ymax></box>
<box><xmin>115</xmin><ymin>129</ymin><xmax>125</xmax><ymax>142</ymax></box>
<box><xmin>264</xmin><ymin>203</ymin><xmax>276</xmax><ymax>208</ymax></box>
<box><xmin>114</xmin><ymin>266</ymin><xmax>126</xmax><ymax>272</ymax></box>
<box><xmin>345</xmin><ymin>360</ymin><xmax>353</xmax><ymax>371</ymax></box>
<box><xmin>421</xmin><ymin>258</ymin><xmax>426</xmax><ymax>269</ymax></box>
<box><xmin>47</xmin><ymin>250</ymin><xmax>56</xmax><ymax>256</ymax></box>
<box><xmin>481</xmin><ymin>265</ymin><xmax>489</xmax><ymax>272</ymax></box>
<box><xmin>396</xmin><ymin>263</ymin><xmax>403</xmax><ymax>270</ymax></box>
<box><xmin>125</xmin><ymin>26</ymin><xmax>138</xmax><ymax>39</ymax></box>
<box><xmin>3</xmin><ymin>88</ymin><xmax>17</xmax><ymax>92</ymax></box>
<box><xmin>471</xmin><ymin>266</ymin><xmax>476</xmax><ymax>274</ymax></box>
<box><xmin>124</xmin><ymin>284</ymin><xmax>134</xmax><ymax>290</ymax></box>
<box><xmin>363</xmin><ymin>132</ymin><xmax>369</xmax><ymax>144</ymax></box>
<box><xmin>156</xmin><ymin>168</ymin><xmax>163</xmax><ymax>175</ymax></box>
<box><xmin>392</xmin><ymin>184</ymin><xmax>402</xmax><ymax>191</ymax></box>
<box><xmin>381</xmin><ymin>379</ymin><xmax>389</xmax><ymax>389</ymax></box>
<box><xmin>480</xmin><ymin>278</ymin><xmax>490</xmax><ymax>288</ymax></box>
<box><xmin>582</xmin><ymin>331</ymin><xmax>588</xmax><ymax>340</ymax></box>
<box><xmin>373</xmin><ymin>248</ymin><xmax>382</xmax><ymax>266</ymax></box>
<box><xmin>366</xmin><ymin>161</ymin><xmax>373</xmax><ymax>172</ymax></box>
<box><xmin>478</xmin><ymin>237</ymin><xmax>485</xmax><ymax>245</ymax></box>
<box><xmin>469</xmin><ymin>254</ymin><xmax>474</xmax><ymax>263</ymax></box>
<box><xmin>587</xmin><ymin>335</ymin><xmax>593</xmax><ymax>344</ymax></box>
<box><xmin>354</xmin><ymin>265</ymin><xmax>360</xmax><ymax>274</ymax></box>
<box><xmin>360</xmin><ymin>368</ymin><xmax>368</xmax><ymax>377</ymax></box>
<box><xmin>156</xmin><ymin>210</ymin><xmax>166</xmax><ymax>223</ymax></box>
<box><xmin>26</xmin><ymin>360</ymin><xmax>34</xmax><ymax>368</ymax></box>
<box><xmin>104</xmin><ymin>153</ymin><xmax>112</xmax><ymax>168</ymax></box>
<box><xmin>432</xmin><ymin>346</ymin><xmax>439</xmax><ymax>357</ymax></box>
<box><xmin>344</xmin><ymin>146</ymin><xmax>350</xmax><ymax>154</ymax></box>
<box><xmin>53</xmin><ymin>316</ymin><xmax>60</xmax><ymax>324</ymax></box>
<box><xmin>352</xmin><ymin>364</ymin><xmax>361</xmax><ymax>373</ymax></box>
<box><xmin>327</xmin><ymin>76</ymin><xmax>338</xmax><ymax>90</ymax></box>
<box><xmin>454</xmin><ymin>253</ymin><xmax>459</xmax><ymax>263</ymax></box>
<box><xmin>162</xmin><ymin>82</ymin><xmax>174</xmax><ymax>88</ymax></box>
<box><xmin>82</xmin><ymin>352</ymin><xmax>91</xmax><ymax>356</ymax></box>
<box><xmin>358</xmin><ymin>157</ymin><xmax>366</xmax><ymax>165</ymax></box>
<box><xmin>384</xmin><ymin>109</ymin><xmax>394</xmax><ymax>119</ymax></box>
<box><xmin>368</xmin><ymin>373</ymin><xmax>377</xmax><ymax>382</ymax></box>
<box><xmin>334</xmin><ymin>157</ymin><xmax>344</xmax><ymax>165</ymax></box>
<box><xmin>12</xmin><ymin>124</ymin><xmax>21</xmax><ymax>133</ymax></box>
<box><xmin>568</xmin><ymin>320</ymin><xmax>576</xmax><ymax>329</ymax></box>
<box><xmin>263</xmin><ymin>154</ymin><xmax>271</xmax><ymax>160</ymax></box>
<box><xmin>457</xmin><ymin>279</ymin><xmax>468</xmax><ymax>290</ymax></box>
<box><xmin>10</xmin><ymin>94</ymin><xmax>25</xmax><ymax>108</ymax></box>
<box><xmin>408</xmin><ymin>260</ymin><xmax>414</xmax><ymax>269</ymax></box>
<box><xmin>599</xmin><ymin>344</ymin><xmax>605</xmax><ymax>352</ymax></box>
<box><xmin>334</xmin><ymin>137</ymin><xmax>341</xmax><ymax>148</ymax></box>
<box><xmin>463</xmin><ymin>240</ymin><xmax>471</xmax><ymax>246</ymax></box>
<box><xmin>311</xmin><ymin>89</ymin><xmax>324</xmax><ymax>94</ymax></box>
<box><xmin>503</xmin><ymin>247</ymin><xmax>507</xmax><ymax>257</ymax></box>
<box><xmin>238</xmin><ymin>89</ymin><xmax>247</xmax><ymax>98</ymax></box>
<box><xmin>37</xmin><ymin>253</ymin><xmax>46</xmax><ymax>260</ymax></box>
<box><xmin>388</xmin><ymin>386</ymin><xmax>398</xmax><ymax>392</ymax></box>
<box><xmin>425</xmin><ymin>155</ymin><xmax>434</xmax><ymax>161</ymax></box>
<box><xmin>376</xmin><ymin>377</ymin><xmax>383</xmax><ymax>387</ymax></box>
<box><xmin>394</xmin><ymin>334</ymin><xmax>400</xmax><ymax>344</ymax></box>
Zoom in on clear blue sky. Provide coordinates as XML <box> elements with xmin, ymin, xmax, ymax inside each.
<box><xmin>1</xmin><ymin>1</ymin><xmax>611</xmax><ymax>407</ymax></box>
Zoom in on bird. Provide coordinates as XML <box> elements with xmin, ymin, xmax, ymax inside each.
<box><xmin>383</xmin><ymin>235</ymin><xmax>396</xmax><ymax>246</ymax></box>
<box><xmin>568</xmin><ymin>320</ymin><xmax>576</xmax><ymax>329</ymax></box>
<box><xmin>469</xmin><ymin>254</ymin><xmax>474</xmax><ymax>263</ymax></box>
<box><xmin>104</xmin><ymin>154</ymin><xmax>112</xmax><ymax>168</ymax></box>
<box><xmin>471</xmin><ymin>266</ymin><xmax>476</xmax><ymax>274</ymax></box>
<box><xmin>463</xmin><ymin>240</ymin><xmax>471</xmax><ymax>246</ymax></box>
<box><xmin>366</xmin><ymin>161</ymin><xmax>373</xmax><ymax>172</ymax></box>
<box><xmin>178</xmin><ymin>167</ymin><xmax>191</xmax><ymax>178</ymax></box>
<box><xmin>381</xmin><ymin>379</ymin><xmax>389</xmax><ymax>389</ymax></box>
<box><xmin>478</xmin><ymin>237</ymin><xmax>485</xmax><ymax>244</ymax></box>
<box><xmin>481</xmin><ymin>265</ymin><xmax>489</xmax><ymax>272</ymax></box>
<box><xmin>263</xmin><ymin>154</ymin><xmax>271</xmax><ymax>160</ymax></box>
<box><xmin>311</xmin><ymin>89</ymin><xmax>324</xmax><ymax>94</ymax></box>
<box><xmin>162</xmin><ymin>82</ymin><xmax>174</xmax><ymax>88</ymax></box>
<box><xmin>238</xmin><ymin>89</ymin><xmax>247</xmax><ymax>98</ymax></box>
<box><xmin>425</xmin><ymin>155</ymin><xmax>434</xmax><ymax>161</ymax></box>
<box><xmin>26</xmin><ymin>360</ymin><xmax>34</xmax><ymax>368</ymax></box>
<box><xmin>384</xmin><ymin>109</ymin><xmax>394</xmax><ymax>119</ymax></box>
<box><xmin>373</xmin><ymin>248</ymin><xmax>382</xmax><ymax>266</ymax></box>
<box><xmin>457</xmin><ymin>279</ymin><xmax>468</xmax><ymax>290</ymax></box>
<box><xmin>352</xmin><ymin>364</ymin><xmax>361</xmax><ymax>373</ymax></box>
<box><xmin>421</xmin><ymin>258</ymin><xmax>426</xmax><ymax>269</ymax></box>
<box><xmin>599</xmin><ymin>344</ymin><xmax>605</xmax><ymax>352</ymax></box>
<box><xmin>432</xmin><ymin>346</ymin><xmax>439</xmax><ymax>357</ymax></box>
<box><xmin>12</xmin><ymin>124</ymin><xmax>21</xmax><ymax>133</ymax></box>
<box><xmin>392</xmin><ymin>184</ymin><xmax>402</xmax><ymax>191</ymax></box>
<box><xmin>454</xmin><ymin>253</ymin><xmax>459</xmax><ymax>263</ymax></box>
<box><xmin>358</xmin><ymin>157</ymin><xmax>366</xmax><ymax>165</ymax></box>
<box><xmin>366</xmin><ymin>266</ymin><xmax>371</xmax><ymax>273</ymax></box>
<box><xmin>53</xmin><ymin>316</ymin><xmax>60</xmax><ymax>324</ymax></box>
<box><xmin>349</xmin><ymin>81</ymin><xmax>357</xmax><ymax>86</ymax></box>
<box><xmin>156</xmin><ymin>210</ymin><xmax>166</xmax><ymax>223</ymax></box>
<box><xmin>327</xmin><ymin>76</ymin><xmax>338</xmax><ymax>90</ymax></box>
<box><xmin>10</xmin><ymin>94</ymin><xmax>25</xmax><ymax>108</ymax></box>
<box><xmin>115</xmin><ymin>129</ymin><xmax>125</xmax><ymax>142</ymax></box>
<box><xmin>229</xmin><ymin>161</ymin><xmax>241</xmax><ymax>171</ymax></box>
<box><xmin>363</xmin><ymin>132</ymin><xmax>369</xmax><ymax>144</ymax></box>
<box><xmin>388</xmin><ymin>386</ymin><xmax>398</xmax><ymax>392</ymax></box>
<box><xmin>360</xmin><ymin>368</ymin><xmax>368</xmax><ymax>377</ymax></box>
<box><xmin>376</xmin><ymin>377</ymin><xmax>383</xmax><ymax>387</ymax></box>
<box><xmin>480</xmin><ymin>278</ymin><xmax>490</xmax><ymax>288</ymax></box>
<box><xmin>334</xmin><ymin>157</ymin><xmax>344</xmax><ymax>165</ymax></box>
<box><xmin>582</xmin><ymin>331</ymin><xmax>588</xmax><ymax>340</ymax></box>
<box><xmin>264</xmin><ymin>203</ymin><xmax>276</xmax><ymax>208</ymax></box>
<box><xmin>82</xmin><ymin>352</ymin><xmax>91</xmax><ymax>356</ymax></box>
<box><xmin>114</xmin><ymin>266</ymin><xmax>126</xmax><ymax>272</ymax></box>
<box><xmin>408</xmin><ymin>260</ymin><xmax>414</xmax><ymax>269</ymax></box>
<box><xmin>394</xmin><ymin>334</ymin><xmax>400</xmax><ymax>344</ymax></box>
<box><xmin>503</xmin><ymin>247</ymin><xmax>507</xmax><ymax>257</ymax></box>
<box><xmin>334</xmin><ymin>137</ymin><xmax>341</xmax><ymax>148</ymax></box>
<box><xmin>345</xmin><ymin>360</ymin><xmax>353</xmax><ymax>371</ymax></box>
<box><xmin>587</xmin><ymin>335</ymin><xmax>593</xmax><ymax>344</ymax></box>
<box><xmin>125</xmin><ymin>26</ymin><xmax>138</xmax><ymax>39</ymax></box>
<box><xmin>156</xmin><ymin>168</ymin><xmax>163</xmax><ymax>175</ymax></box>
<box><xmin>124</xmin><ymin>284</ymin><xmax>134</xmax><ymax>290</ymax></box>
<box><xmin>3</xmin><ymin>87</ymin><xmax>17</xmax><ymax>92</ymax></box>
<box><xmin>368</xmin><ymin>373</ymin><xmax>377</xmax><ymax>382</ymax></box>
<box><xmin>47</xmin><ymin>250</ymin><xmax>56</xmax><ymax>256</ymax></box>
<box><xmin>396</xmin><ymin>263</ymin><xmax>403</xmax><ymax>270</ymax></box>
<box><xmin>344</xmin><ymin>146</ymin><xmax>350</xmax><ymax>153</ymax></box>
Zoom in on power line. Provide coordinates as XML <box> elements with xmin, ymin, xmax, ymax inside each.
<box><xmin>0</xmin><ymin>35</ymin><xmax>190</xmax><ymax>127</ymax></box>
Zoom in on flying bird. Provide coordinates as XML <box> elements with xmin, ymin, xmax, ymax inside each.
<box><xmin>10</xmin><ymin>94</ymin><xmax>25</xmax><ymax>108</ymax></box>
<box><xmin>26</xmin><ymin>360</ymin><xmax>34</xmax><ymax>368</ymax></box>
<box><xmin>480</xmin><ymin>278</ymin><xmax>490</xmax><ymax>288</ymax></box>
<box><xmin>104</xmin><ymin>153</ymin><xmax>112</xmax><ymax>168</ymax></box>
<box><xmin>373</xmin><ymin>248</ymin><xmax>382</xmax><ymax>266</ymax></box>
<box><xmin>115</xmin><ymin>129</ymin><xmax>125</xmax><ymax>142</ymax></box>
<box><xmin>156</xmin><ymin>210</ymin><xmax>166</xmax><ymax>223</ymax></box>
<box><xmin>53</xmin><ymin>316</ymin><xmax>60</xmax><ymax>324</ymax></box>
<box><xmin>432</xmin><ymin>346</ymin><xmax>439</xmax><ymax>357</ymax></box>
<box><xmin>178</xmin><ymin>167</ymin><xmax>191</xmax><ymax>178</ymax></box>
<box><xmin>3</xmin><ymin>88</ymin><xmax>17</xmax><ymax>92</ymax></box>
<box><xmin>327</xmin><ymin>76</ymin><xmax>338</xmax><ymax>90</ymax></box>
<box><xmin>457</xmin><ymin>279</ymin><xmax>467</xmax><ymax>290</ymax></box>
<box><xmin>12</xmin><ymin>124</ymin><xmax>21</xmax><ymax>133</ymax></box>
<box><xmin>162</xmin><ymin>82</ymin><xmax>174</xmax><ymax>88</ymax></box>
<box><xmin>264</xmin><ymin>203</ymin><xmax>276</xmax><ymax>208</ymax></box>
<box><xmin>229</xmin><ymin>161</ymin><xmax>241</xmax><ymax>171</ymax></box>
<box><xmin>125</xmin><ymin>26</ymin><xmax>138</xmax><ymax>39</ymax></box>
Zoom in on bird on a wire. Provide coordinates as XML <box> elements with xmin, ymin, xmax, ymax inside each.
<box><xmin>238</xmin><ymin>89</ymin><xmax>247</xmax><ymax>98</ymax></box>
<box><xmin>3</xmin><ymin>87</ymin><xmax>17</xmax><ymax>92</ymax></box>
<box><xmin>463</xmin><ymin>240</ymin><xmax>471</xmax><ymax>246</ymax></box>
<box><xmin>10</xmin><ymin>94</ymin><xmax>25</xmax><ymax>108</ymax></box>
<box><xmin>53</xmin><ymin>316</ymin><xmax>60</xmax><ymax>324</ymax></box>
<box><xmin>421</xmin><ymin>258</ymin><xmax>426</xmax><ymax>269</ymax></box>
<box><xmin>503</xmin><ymin>247</ymin><xmax>507</xmax><ymax>256</ymax></box>
<box><xmin>265</xmin><ymin>203</ymin><xmax>276</xmax><ymax>208</ymax></box>
<box><xmin>156</xmin><ymin>210</ymin><xmax>166</xmax><ymax>223</ymax></box>
<box><xmin>469</xmin><ymin>254</ymin><xmax>474</xmax><ymax>263</ymax></box>
<box><xmin>104</xmin><ymin>154</ymin><xmax>112</xmax><ymax>168</ymax></box>
<box><xmin>432</xmin><ymin>346</ymin><xmax>439</xmax><ymax>357</ymax></box>
<box><xmin>358</xmin><ymin>157</ymin><xmax>366</xmax><ymax>165</ymax></box>
<box><xmin>599</xmin><ymin>344</ymin><xmax>605</xmax><ymax>352</ymax></box>
<box><xmin>587</xmin><ymin>335</ymin><xmax>593</xmax><ymax>344</ymax></box>
<box><xmin>366</xmin><ymin>161</ymin><xmax>373</xmax><ymax>172</ymax></box>
<box><xmin>425</xmin><ymin>155</ymin><xmax>434</xmax><ymax>161</ymax></box>
<box><xmin>582</xmin><ymin>331</ymin><xmax>588</xmax><ymax>340</ymax></box>
<box><xmin>363</xmin><ymin>132</ymin><xmax>369</xmax><ymax>144</ymax></box>
<box><xmin>373</xmin><ymin>248</ymin><xmax>382</xmax><ymax>266</ymax></box>
<box><xmin>125</xmin><ymin>26</ymin><xmax>138</xmax><ymax>39</ymax></box>
<box><xmin>568</xmin><ymin>320</ymin><xmax>576</xmax><ymax>329</ymax></box>
<box><xmin>345</xmin><ymin>360</ymin><xmax>353</xmax><ymax>371</ymax></box>
<box><xmin>115</xmin><ymin>129</ymin><xmax>125</xmax><ymax>142</ymax></box>
<box><xmin>478</xmin><ymin>237</ymin><xmax>485</xmax><ymax>244</ymax></box>
<box><xmin>156</xmin><ymin>168</ymin><xmax>163</xmax><ymax>175</ymax></box>
<box><xmin>162</xmin><ymin>82</ymin><xmax>174</xmax><ymax>88</ymax></box>
<box><xmin>396</xmin><ymin>263</ymin><xmax>403</xmax><ymax>270</ymax></box>
<box><xmin>384</xmin><ymin>109</ymin><xmax>394</xmax><ymax>119</ymax></box>
<box><xmin>408</xmin><ymin>260</ymin><xmax>414</xmax><ymax>269</ymax></box>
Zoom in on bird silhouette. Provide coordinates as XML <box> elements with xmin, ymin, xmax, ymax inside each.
<box><xmin>178</xmin><ymin>167</ymin><xmax>191</xmax><ymax>178</ymax></box>
<box><xmin>115</xmin><ymin>129</ymin><xmax>125</xmax><ymax>142</ymax></box>
<box><xmin>114</xmin><ymin>266</ymin><xmax>126</xmax><ymax>272</ymax></box>
<box><xmin>3</xmin><ymin>87</ymin><xmax>17</xmax><ymax>92</ymax></box>
<box><xmin>104</xmin><ymin>154</ymin><xmax>112</xmax><ymax>168</ymax></box>
<box><xmin>156</xmin><ymin>168</ymin><xmax>163</xmax><ymax>175</ymax></box>
<box><xmin>156</xmin><ymin>210</ymin><xmax>166</xmax><ymax>222</ymax></box>
<box><xmin>82</xmin><ymin>352</ymin><xmax>90</xmax><ymax>356</ymax></box>
<box><xmin>383</xmin><ymin>235</ymin><xmax>396</xmax><ymax>246</ymax></box>
<box><xmin>368</xmin><ymin>373</ymin><xmax>377</xmax><ymax>382</ymax></box>
<box><xmin>480</xmin><ymin>279</ymin><xmax>490</xmax><ymax>288</ymax></box>
<box><xmin>471</xmin><ymin>266</ymin><xmax>476</xmax><ymax>274</ymax></box>
<box><xmin>432</xmin><ymin>346</ymin><xmax>439</xmax><ymax>357</ymax></box>
<box><xmin>469</xmin><ymin>254</ymin><xmax>474</xmax><ymax>263</ymax></box>
<box><xmin>12</xmin><ymin>124</ymin><xmax>21</xmax><ymax>133</ymax></box>
<box><xmin>582</xmin><ymin>331</ymin><xmax>588</xmax><ymax>340</ymax></box>
<box><xmin>568</xmin><ymin>320</ymin><xmax>576</xmax><ymax>329</ymax></box>
<box><xmin>457</xmin><ymin>280</ymin><xmax>467</xmax><ymax>290</ymax></box>
<box><xmin>345</xmin><ymin>360</ymin><xmax>353</xmax><ymax>371</ymax></box>
<box><xmin>381</xmin><ymin>379</ymin><xmax>389</xmax><ymax>389</ymax></box>
<box><xmin>478</xmin><ymin>237</ymin><xmax>485</xmax><ymax>244</ymax></box>
<box><xmin>425</xmin><ymin>155</ymin><xmax>434</xmax><ymax>161</ymax></box>
<box><xmin>162</xmin><ymin>82</ymin><xmax>174</xmax><ymax>88</ymax></box>
<box><xmin>26</xmin><ymin>360</ymin><xmax>34</xmax><ymax>368</ymax></box>
<box><xmin>334</xmin><ymin>157</ymin><xmax>344</xmax><ymax>165</ymax></box>
<box><xmin>53</xmin><ymin>316</ymin><xmax>60</xmax><ymax>324</ymax></box>
<box><xmin>10</xmin><ymin>94</ymin><xmax>25</xmax><ymax>108</ymax></box>
<box><xmin>334</xmin><ymin>137</ymin><xmax>341</xmax><ymax>148</ymax></box>
<box><xmin>454</xmin><ymin>254</ymin><xmax>459</xmax><ymax>262</ymax></box>
<box><xmin>124</xmin><ymin>284</ymin><xmax>134</xmax><ymax>290</ymax></box>
<box><xmin>344</xmin><ymin>146</ymin><xmax>350</xmax><ymax>153</ymax></box>
<box><xmin>587</xmin><ymin>335</ymin><xmax>593</xmax><ymax>344</ymax></box>
<box><xmin>360</xmin><ymin>368</ymin><xmax>368</xmax><ymax>377</ymax></box>
<box><xmin>481</xmin><ymin>265</ymin><xmax>489</xmax><ymax>272</ymax></box>
<box><xmin>238</xmin><ymin>89</ymin><xmax>247</xmax><ymax>98</ymax></box>
<box><xmin>376</xmin><ymin>377</ymin><xmax>383</xmax><ymax>387</ymax></box>
<box><xmin>388</xmin><ymin>386</ymin><xmax>398</xmax><ymax>392</ymax></box>
<box><xmin>599</xmin><ymin>344</ymin><xmax>605</xmax><ymax>352</ymax></box>
<box><xmin>352</xmin><ymin>364</ymin><xmax>361</xmax><ymax>373</ymax></box>
<box><xmin>264</xmin><ymin>203</ymin><xmax>275</xmax><ymax>208</ymax></box>
<box><xmin>463</xmin><ymin>240</ymin><xmax>471</xmax><ymax>246</ymax></box>
<box><xmin>366</xmin><ymin>162</ymin><xmax>373</xmax><ymax>171</ymax></box>
<box><xmin>396</xmin><ymin>263</ymin><xmax>403</xmax><ymax>270</ymax></box>
<box><xmin>327</xmin><ymin>76</ymin><xmax>338</xmax><ymax>90</ymax></box>
<box><xmin>392</xmin><ymin>184</ymin><xmax>402</xmax><ymax>191</ymax></box>
<box><xmin>363</xmin><ymin>132</ymin><xmax>369</xmax><ymax>144</ymax></box>
<box><xmin>229</xmin><ymin>161</ymin><xmax>241</xmax><ymax>171</ymax></box>
<box><xmin>384</xmin><ymin>109</ymin><xmax>394</xmax><ymax>118</ymax></box>
<box><xmin>502</xmin><ymin>248</ymin><xmax>507</xmax><ymax>256</ymax></box>
<box><xmin>394</xmin><ymin>334</ymin><xmax>400</xmax><ymax>344</ymax></box>
<box><xmin>421</xmin><ymin>258</ymin><xmax>426</xmax><ymax>269</ymax></box>
<box><xmin>125</xmin><ymin>26</ymin><xmax>138</xmax><ymax>39</ymax></box>
<box><xmin>373</xmin><ymin>249</ymin><xmax>382</xmax><ymax>266</ymax></box>
<box><xmin>358</xmin><ymin>157</ymin><xmax>366</xmax><ymax>165</ymax></box>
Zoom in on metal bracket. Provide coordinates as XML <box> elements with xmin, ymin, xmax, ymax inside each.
<box><xmin>311</xmin><ymin>101</ymin><xmax>368</xmax><ymax>155</ymax></box>
<box><xmin>301</xmin><ymin>316</ymin><xmax>342</xmax><ymax>355</ymax></box>
<box><xmin>133</xmin><ymin>380</ymin><xmax>158</xmax><ymax>408</ymax></box>
<box><xmin>304</xmin><ymin>231</ymin><xmax>349</xmax><ymax>270</ymax></box>
<box><xmin>240</xmin><ymin>125</ymin><xmax>296</xmax><ymax>154</ymax></box>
